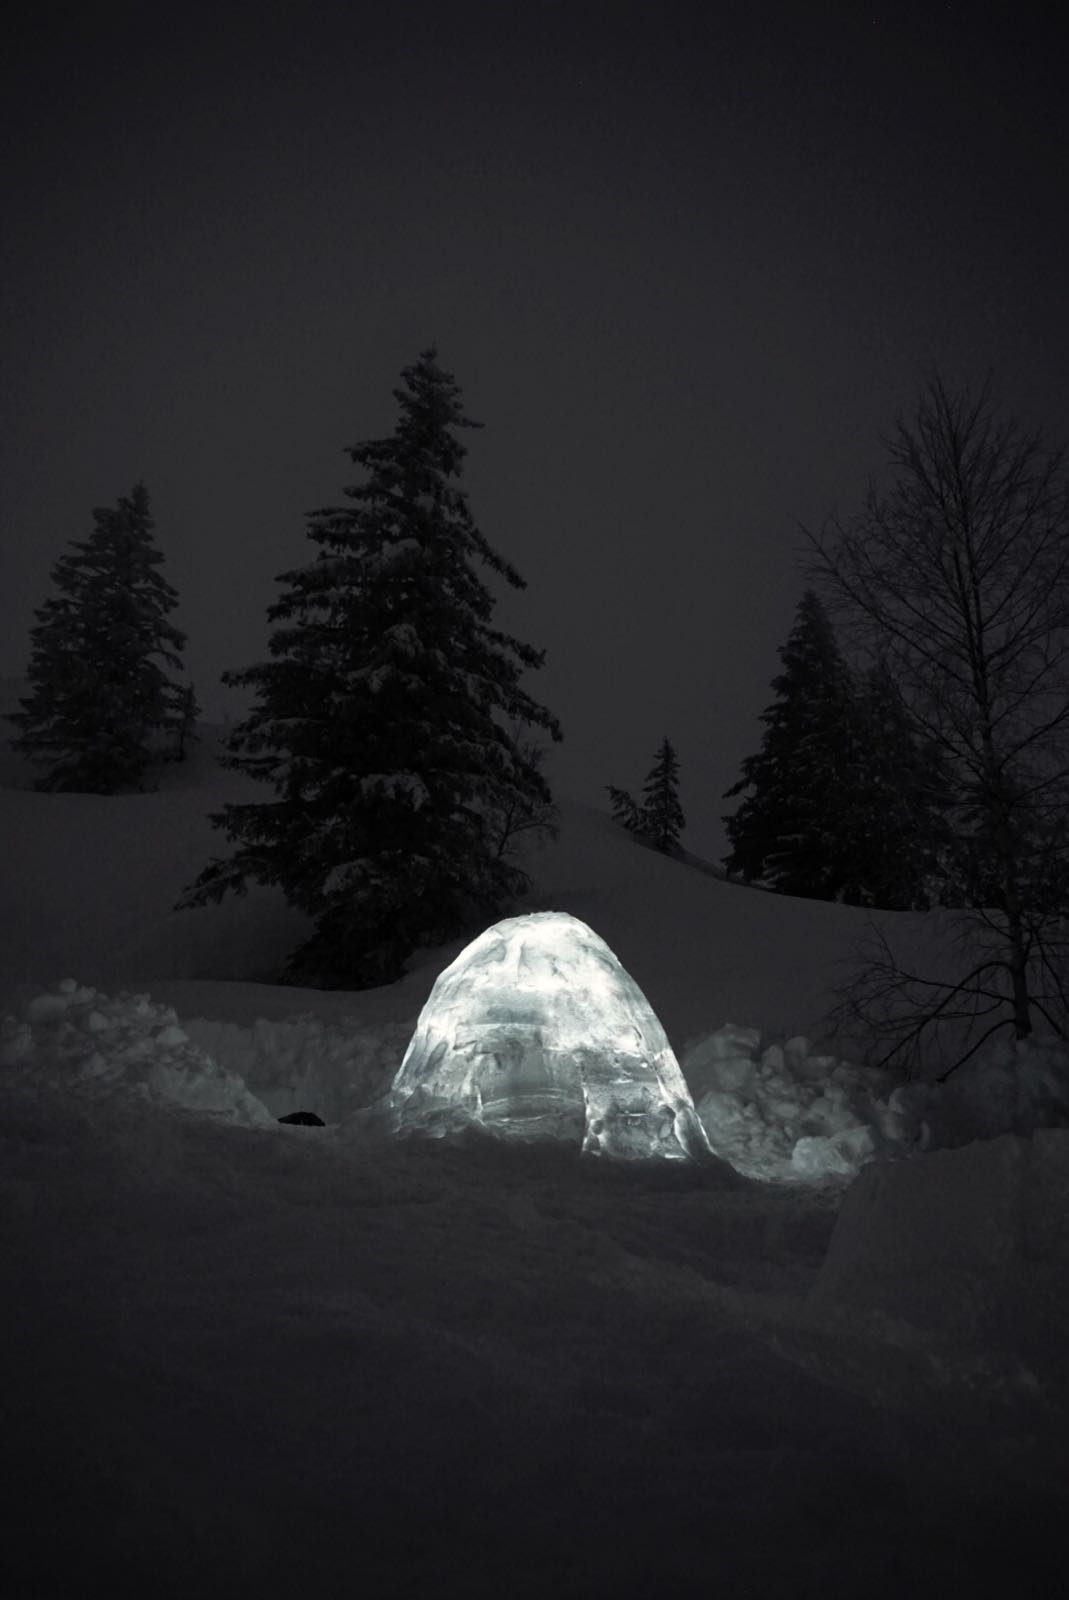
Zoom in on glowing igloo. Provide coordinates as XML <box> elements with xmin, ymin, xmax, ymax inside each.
<box><xmin>390</xmin><ymin>912</ymin><xmax>711</xmax><ymax>1159</ymax></box>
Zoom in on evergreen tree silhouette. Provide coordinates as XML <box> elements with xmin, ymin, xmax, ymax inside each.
<box><xmin>9</xmin><ymin>482</ymin><xmax>189</xmax><ymax>792</ymax></box>
<box><xmin>640</xmin><ymin>738</ymin><xmax>685</xmax><ymax>854</ymax></box>
<box><xmin>724</xmin><ymin>590</ymin><xmax>940</xmax><ymax>906</ymax></box>
<box><xmin>178</xmin><ymin>349</ymin><xmax>561</xmax><ymax>987</ymax></box>
<box><xmin>607</xmin><ymin>737</ymin><xmax>686</xmax><ymax>854</ymax></box>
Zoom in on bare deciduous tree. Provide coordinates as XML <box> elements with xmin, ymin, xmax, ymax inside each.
<box><xmin>808</xmin><ymin>374</ymin><xmax>1069</xmax><ymax>1073</ymax></box>
<box><xmin>487</xmin><ymin>722</ymin><xmax>559</xmax><ymax>862</ymax></box>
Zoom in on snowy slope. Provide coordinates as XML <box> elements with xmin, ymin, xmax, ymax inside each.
<box><xmin>0</xmin><ymin>728</ymin><xmax>879</xmax><ymax>1049</ymax></box>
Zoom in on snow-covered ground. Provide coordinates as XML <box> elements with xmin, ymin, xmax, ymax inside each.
<box><xmin>2</xmin><ymin>729</ymin><xmax>1068</xmax><ymax>1594</ymax></box>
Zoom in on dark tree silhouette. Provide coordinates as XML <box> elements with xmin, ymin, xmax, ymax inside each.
<box><xmin>724</xmin><ymin>591</ymin><xmax>857</xmax><ymax>899</ymax></box>
<box><xmin>837</xmin><ymin>660</ymin><xmax>952</xmax><ymax>910</ymax></box>
<box><xmin>809</xmin><ymin>374</ymin><xmax>1069</xmax><ymax>1070</ymax></box>
<box><xmin>178</xmin><ymin>349</ymin><xmax>561</xmax><ymax>988</ymax></box>
<box><xmin>170</xmin><ymin>683</ymin><xmax>201</xmax><ymax>762</ymax></box>
<box><xmin>486</xmin><ymin>721</ymin><xmax>559</xmax><ymax>862</ymax></box>
<box><xmin>724</xmin><ymin>591</ymin><xmax>943</xmax><ymax>909</ymax></box>
<box><xmin>607</xmin><ymin>737</ymin><xmax>686</xmax><ymax>854</ymax></box>
<box><xmin>9</xmin><ymin>482</ymin><xmax>190</xmax><ymax>792</ymax></box>
<box><xmin>641</xmin><ymin>738</ymin><xmax>686</xmax><ymax>854</ymax></box>
<box><xmin>606</xmin><ymin>783</ymin><xmax>642</xmax><ymax>832</ymax></box>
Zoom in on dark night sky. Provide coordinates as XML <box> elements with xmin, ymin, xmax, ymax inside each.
<box><xmin>3</xmin><ymin>1</ymin><xmax>1067</xmax><ymax>858</ymax></box>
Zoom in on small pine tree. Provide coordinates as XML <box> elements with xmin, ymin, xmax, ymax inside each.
<box><xmin>178</xmin><ymin>349</ymin><xmax>562</xmax><ymax>988</ymax></box>
<box><xmin>606</xmin><ymin>783</ymin><xmax>642</xmax><ymax>832</ymax></box>
<box><xmin>607</xmin><ymin>739</ymin><xmax>686</xmax><ymax>854</ymax></box>
<box><xmin>641</xmin><ymin>738</ymin><xmax>685</xmax><ymax>854</ymax></box>
<box><xmin>9</xmin><ymin>483</ymin><xmax>189</xmax><ymax>792</ymax></box>
<box><xmin>169</xmin><ymin>682</ymin><xmax>201</xmax><ymax>762</ymax></box>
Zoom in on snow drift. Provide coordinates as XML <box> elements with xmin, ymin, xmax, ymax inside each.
<box><xmin>812</xmin><ymin>1129</ymin><xmax>1069</xmax><ymax>1384</ymax></box>
<box><xmin>389</xmin><ymin>911</ymin><xmax>712</xmax><ymax>1159</ymax></box>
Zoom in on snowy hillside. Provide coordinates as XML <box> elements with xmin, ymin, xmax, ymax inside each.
<box><xmin>0</xmin><ymin>721</ymin><xmax>875</xmax><ymax>1041</ymax></box>
<box><xmin>2</xmin><ymin>731</ymin><xmax>1069</xmax><ymax>1594</ymax></box>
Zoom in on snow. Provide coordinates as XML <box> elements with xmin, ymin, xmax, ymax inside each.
<box><xmin>357</xmin><ymin>770</ymin><xmax>429</xmax><ymax>808</ymax></box>
<box><xmin>2</xmin><ymin>729</ymin><xmax>1069</xmax><ymax>1592</ymax></box>
<box><xmin>0</xmin><ymin>978</ymin><xmax>273</xmax><ymax>1125</ymax></box>
<box><xmin>388</xmin><ymin>911</ymin><xmax>712</xmax><ymax>1160</ymax></box>
<box><xmin>180</xmin><ymin>1009</ymin><xmax>413</xmax><ymax>1122</ymax></box>
<box><xmin>813</xmin><ymin>1129</ymin><xmax>1069</xmax><ymax>1385</ymax></box>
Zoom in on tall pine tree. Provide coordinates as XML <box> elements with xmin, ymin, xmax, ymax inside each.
<box><xmin>179</xmin><ymin>349</ymin><xmax>562</xmax><ymax>988</ymax></box>
<box><xmin>723</xmin><ymin>591</ymin><xmax>941</xmax><ymax>906</ymax></box>
<box><xmin>9</xmin><ymin>482</ymin><xmax>190</xmax><ymax>792</ymax></box>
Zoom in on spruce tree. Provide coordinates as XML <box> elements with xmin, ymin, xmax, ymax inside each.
<box><xmin>640</xmin><ymin>738</ymin><xmax>686</xmax><ymax>854</ymax></box>
<box><xmin>178</xmin><ymin>349</ymin><xmax>562</xmax><ymax>988</ymax></box>
<box><xmin>9</xmin><ymin>482</ymin><xmax>189</xmax><ymax>792</ymax></box>
<box><xmin>723</xmin><ymin>590</ymin><xmax>859</xmax><ymax>899</ymax></box>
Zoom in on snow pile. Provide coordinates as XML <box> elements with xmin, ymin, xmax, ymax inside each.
<box><xmin>682</xmin><ymin>1024</ymin><xmax>927</xmax><ymax>1183</ymax></box>
<box><xmin>0</xmin><ymin>980</ymin><xmax>272</xmax><ymax>1125</ymax></box>
<box><xmin>682</xmin><ymin>1025</ymin><xmax>1069</xmax><ymax>1184</ymax></box>
<box><xmin>390</xmin><ymin>912</ymin><xmax>712</xmax><ymax>1160</ymax></box>
<box><xmin>180</xmin><ymin>1012</ymin><xmax>414</xmax><ymax>1124</ymax></box>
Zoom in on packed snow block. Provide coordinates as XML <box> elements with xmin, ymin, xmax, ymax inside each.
<box><xmin>812</xmin><ymin>1131</ymin><xmax>1069</xmax><ymax>1344</ymax></box>
<box><xmin>390</xmin><ymin>911</ymin><xmax>712</xmax><ymax>1160</ymax></box>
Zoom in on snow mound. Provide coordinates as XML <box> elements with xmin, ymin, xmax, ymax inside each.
<box><xmin>812</xmin><ymin>1129</ymin><xmax>1069</xmax><ymax>1375</ymax></box>
<box><xmin>390</xmin><ymin>911</ymin><xmax>712</xmax><ymax>1160</ymax></box>
<box><xmin>682</xmin><ymin>1026</ymin><xmax>929</xmax><ymax>1183</ymax></box>
<box><xmin>0</xmin><ymin>980</ymin><xmax>272</xmax><ymax>1125</ymax></box>
<box><xmin>180</xmin><ymin>1012</ymin><xmax>413</xmax><ymax>1124</ymax></box>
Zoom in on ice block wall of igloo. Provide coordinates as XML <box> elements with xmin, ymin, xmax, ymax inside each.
<box><xmin>390</xmin><ymin>911</ymin><xmax>711</xmax><ymax>1159</ymax></box>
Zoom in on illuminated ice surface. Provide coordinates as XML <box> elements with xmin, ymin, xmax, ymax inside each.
<box><xmin>390</xmin><ymin>911</ymin><xmax>711</xmax><ymax>1159</ymax></box>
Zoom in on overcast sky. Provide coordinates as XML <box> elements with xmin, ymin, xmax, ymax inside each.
<box><xmin>3</xmin><ymin>1</ymin><xmax>1067</xmax><ymax>858</ymax></box>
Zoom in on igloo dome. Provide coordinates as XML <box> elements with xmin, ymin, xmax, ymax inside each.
<box><xmin>390</xmin><ymin>912</ymin><xmax>711</xmax><ymax>1160</ymax></box>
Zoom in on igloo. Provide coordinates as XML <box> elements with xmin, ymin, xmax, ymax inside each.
<box><xmin>390</xmin><ymin>912</ymin><xmax>711</xmax><ymax>1160</ymax></box>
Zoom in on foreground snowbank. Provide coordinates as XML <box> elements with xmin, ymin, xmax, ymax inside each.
<box><xmin>813</xmin><ymin>1128</ymin><xmax>1069</xmax><ymax>1388</ymax></box>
